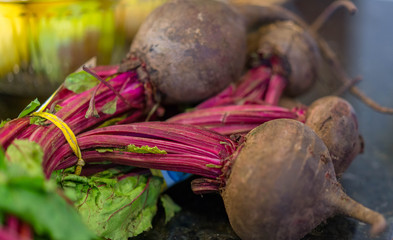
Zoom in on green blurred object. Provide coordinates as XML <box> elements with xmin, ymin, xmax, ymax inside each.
<box><xmin>0</xmin><ymin>0</ymin><xmax>119</xmax><ymax>96</ymax></box>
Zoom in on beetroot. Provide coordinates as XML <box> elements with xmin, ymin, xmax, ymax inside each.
<box><xmin>223</xmin><ymin>119</ymin><xmax>385</xmax><ymax>239</ymax></box>
<box><xmin>128</xmin><ymin>0</ymin><xmax>246</xmax><ymax>103</ymax></box>
<box><xmin>306</xmin><ymin>96</ymin><xmax>363</xmax><ymax>176</ymax></box>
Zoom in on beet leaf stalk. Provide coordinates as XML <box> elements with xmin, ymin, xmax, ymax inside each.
<box><xmin>0</xmin><ymin>66</ymin><xmax>153</xmax><ymax>175</ymax></box>
<box><xmin>195</xmin><ymin>65</ymin><xmax>271</xmax><ymax>109</ymax></box>
<box><xmin>0</xmin><ymin>216</ymin><xmax>31</xmax><ymax>240</ymax></box>
<box><xmin>192</xmin><ymin>61</ymin><xmax>290</xmax><ymax>111</ymax></box>
<box><xmin>167</xmin><ymin>104</ymin><xmax>306</xmax><ymax>136</ymax></box>
<box><xmin>45</xmin><ymin>122</ymin><xmax>237</xmax><ymax>183</ymax></box>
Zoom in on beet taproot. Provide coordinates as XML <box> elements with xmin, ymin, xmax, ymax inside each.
<box><xmin>222</xmin><ymin>119</ymin><xmax>386</xmax><ymax>240</ymax></box>
<box><xmin>306</xmin><ymin>96</ymin><xmax>363</xmax><ymax>177</ymax></box>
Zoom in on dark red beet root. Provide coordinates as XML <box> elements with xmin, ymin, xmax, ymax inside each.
<box><xmin>222</xmin><ymin>119</ymin><xmax>386</xmax><ymax>240</ymax></box>
<box><xmin>129</xmin><ymin>0</ymin><xmax>247</xmax><ymax>103</ymax></box>
<box><xmin>306</xmin><ymin>96</ymin><xmax>363</xmax><ymax>176</ymax></box>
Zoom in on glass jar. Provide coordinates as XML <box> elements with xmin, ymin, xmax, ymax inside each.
<box><xmin>0</xmin><ymin>0</ymin><xmax>120</xmax><ymax>96</ymax></box>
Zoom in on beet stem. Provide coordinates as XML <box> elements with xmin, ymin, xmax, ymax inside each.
<box><xmin>264</xmin><ymin>74</ymin><xmax>287</xmax><ymax>105</ymax></box>
<box><xmin>191</xmin><ymin>178</ymin><xmax>221</xmax><ymax>194</ymax></box>
<box><xmin>82</xmin><ymin>66</ymin><xmax>137</xmax><ymax>108</ymax></box>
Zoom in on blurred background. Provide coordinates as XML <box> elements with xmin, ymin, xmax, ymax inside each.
<box><xmin>1</xmin><ymin>0</ymin><xmax>393</xmax><ymax>239</ymax></box>
<box><xmin>0</xmin><ymin>0</ymin><xmax>166</xmax><ymax>118</ymax></box>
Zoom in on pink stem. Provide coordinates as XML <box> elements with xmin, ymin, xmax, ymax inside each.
<box><xmin>5</xmin><ymin>216</ymin><xmax>18</xmax><ymax>232</ymax></box>
<box><xmin>196</xmin><ymin>66</ymin><xmax>271</xmax><ymax>109</ymax></box>
<box><xmin>191</xmin><ymin>178</ymin><xmax>221</xmax><ymax>194</ymax></box>
<box><xmin>56</xmin><ymin>152</ymin><xmax>224</xmax><ymax>179</ymax></box>
<box><xmin>0</xmin><ymin>229</ymin><xmax>19</xmax><ymax>240</ymax></box>
<box><xmin>264</xmin><ymin>74</ymin><xmax>287</xmax><ymax>105</ymax></box>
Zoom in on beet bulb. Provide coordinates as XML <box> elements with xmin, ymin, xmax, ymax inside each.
<box><xmin>222</xmin><ymin>119</ymin><xmax>386</xmax><ymax>239</ymax></box>
<box><xmin>129</xmin><ymin>0</ymin><xmax>247</xmax><ymax>103</ymax></box>
<box><xmin>306</xmin><ymin>96</ymin><xmax>363</xmax><ymax>176</ymax></box>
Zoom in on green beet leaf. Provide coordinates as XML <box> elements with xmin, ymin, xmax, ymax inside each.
<box><xmin>97</xmin><ymin>114</ymin><xmax>127</xmax><ymax>128</ymax></box>
<box><xmin>6</xmin><ymin>139</ymin><xmax>44</xmax><ymax>177</ymax></box>
<box><xmin>126</xmin><ymin>144</ymin><xmax>167</xmax><ymax>154</ymax></box>
<box><xmin>0</xmin><ymin>119</ymin><xmax>11</xmax><ymax>128</ymax></box>
<box><xmin>17</xmin><ymin>98</ymin><xmax>41</xmax><ymax>118</ymax></box>
<box><xmin>4</xmin><ymin>140</ymin><xmax>49</xmax><ymax>191</ymax></box>
<box><xmin>54</xmin><ymin>104</ymin><xmax>63</xmax><ymax>113</ymax></box>
<box><xmin>59</xmin><ymin>170</ymin><xmax>163</xmax><ymax>240</ymax></box>
<box><xmin>0</xmin><ymin>185</ymin><xmax>97</xmax><ymax>240</ymax></box>
<box><xmin>102</xmin><ymin>98</ymin><xmax>118</xmax><ymax>115</ymax></box>
<box><xmin>64</xmin><ymin>71</ymin><xmax>99</xmax><ymax>93</ymax></box>
<box><xmin>0</xmin><ymin>140</ymin><xmax>96</xmax><ymax>240</ymax></box>
<box><xmin>160</xmin><ymin>194</ymin><xmax>181</xmax><ymax>224</ymax></box>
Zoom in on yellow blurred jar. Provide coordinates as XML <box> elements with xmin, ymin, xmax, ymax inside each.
<box><xmin>0</xmin><ymin>0</ymin><xmax>121</xmax><ymax>96</ymax></box>
<box><xmin>0</xmin><ymin>0</ymin><xmax>166</xmax><ymax>97</ymax></box>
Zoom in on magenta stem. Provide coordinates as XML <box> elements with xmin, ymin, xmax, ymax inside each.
<box><xmin>25</xmin><ymin>73</ymin><xmax>146</xmax><ymax>170</ymax></box>
<box><xmin>0</xmin><ymin>229</ymin><xmax>19</xmax><ymax>240</ymax></box>
<box><xmin>57</xmin><ymin>152</ymin><xmax>224</xmax><ymax>179</ymax></box>
<box><xmin>196</xmin><ymin>66</ymin><xmax>271</xmax><ymax>109</ymax></box>
<box><xmin>0</xmin><ymin>118</ymin><xmax>31</xmax><ymax>149</ymax></box>
<box><xmin>6</xmin><ymin>216</ymin><xmax>18</xmax><ymax>233</ymax></box>
<box><xmin>168</xmin><ymin>104</ymin><xmax>303</xmax><ymax>136</ymax></box>
<box><xmin>191</xmin><ymin>178</ymin><xmax>221</xmax><ymax>194</ymax></box>
<box><xmin>82</xmin><ymin>66</ymin><xmax>137</xmax><ymax>108</ymax></box>
<box><xmin>264</xmin><ymin>74</ymin><xmax>287</xmax><ymax>105</ymax></box>
<box><xmin>44</xmin><ymin>122</ymin><xmax>237</xmax><ymax>178</ymax></box>
<box><xmin>78</xmin><ymin>122</ymin><xmax>236</xmax><ymax>153</ymax></box>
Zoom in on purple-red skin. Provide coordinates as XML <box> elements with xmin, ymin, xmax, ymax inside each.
<box><xmin>129</xmin><ymin>0</ymin><xmax>247</xmax><ymax>103</ymax></box>
<box><xmin>222</xmin><ymin>119</ymin><xmax>386</xmax><ymax>239</ymax></box>
<box><xmin>305</xmin><ymin>96</ymin><xmax>363</xmax><ymax>176</ymax></box>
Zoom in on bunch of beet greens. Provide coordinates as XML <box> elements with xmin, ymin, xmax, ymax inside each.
<box><xmin>0</xmin><ymin>62</ymin><xmax>296</xmax><ymax>240</ymax></box>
